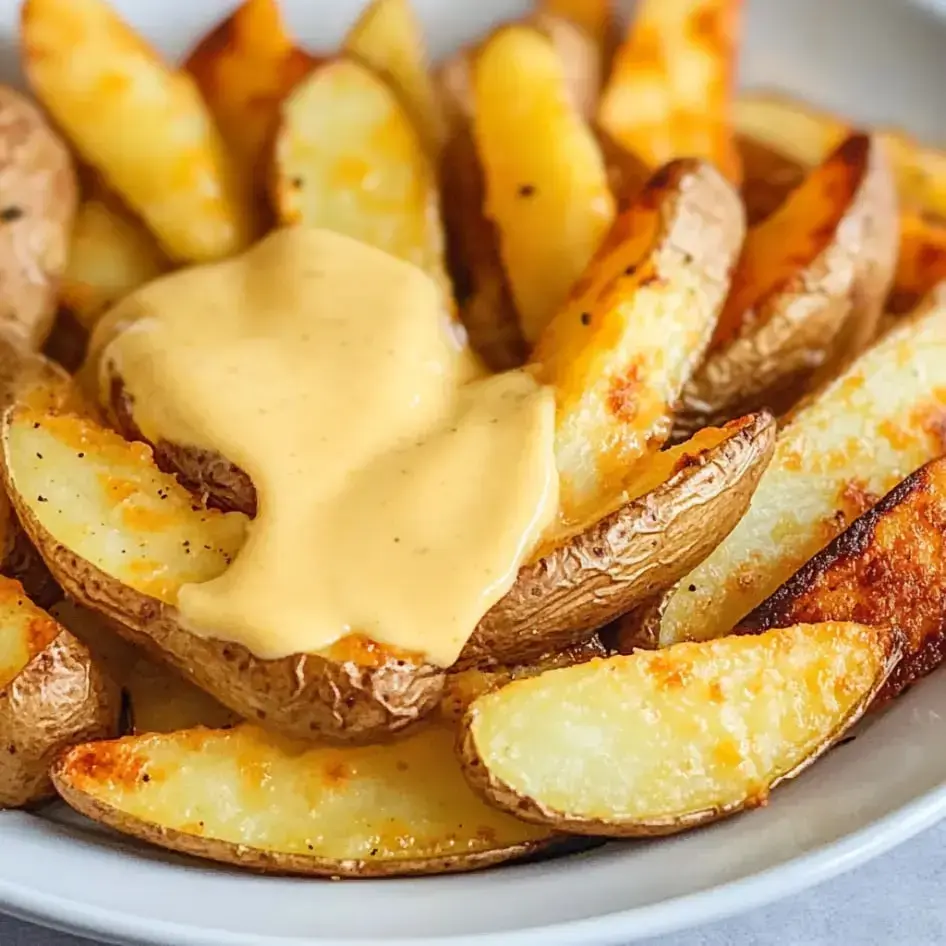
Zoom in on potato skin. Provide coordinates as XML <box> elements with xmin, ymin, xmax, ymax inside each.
<box><xmin>0</xmin><ymin>629</ymin><xmax>119</xmax><ymax>807</ymax></box>
<box><xmin>0</xmin><ymin>86</ymin><xmax>77</xmax><ymax>348</ymax></box>
<box><xmin>741</xmin><ymin>456</ymin><xmax>946</xmax><ymax>704</ymax></box>
<box><xmin>458</xmin><ymin>412</ymin><xmax>777</xmax><ymax>668</ymax></box>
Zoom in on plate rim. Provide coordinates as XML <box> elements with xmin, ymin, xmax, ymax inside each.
<box><xmin>2</xmin><ymin>777</ymin><xmax>945</xmax><ymax>946</ymax></box>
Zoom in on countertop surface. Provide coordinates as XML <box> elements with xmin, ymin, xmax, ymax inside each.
<box><xmin>3</xmin><ymin>815</ymin><xmax>946</xmax><ymax>945</ymax></box>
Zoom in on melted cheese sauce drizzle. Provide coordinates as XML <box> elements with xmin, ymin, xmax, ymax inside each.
<box><xmin>95</xmin><ymin>228</ymin><xmax>558</xmax><ymax>667</ymax></box>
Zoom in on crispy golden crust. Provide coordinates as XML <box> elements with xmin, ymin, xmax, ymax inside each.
<box><xmin>674</xmin><ymin>134</ymin><xmax>899</xmax><ymax>437</ymax></box>
<box><xmin>0</xmin><ymin>85</ymin><xmax>77</xmax><ymax>349</ymax></box>
<box><xmin>0</xmin><ymin>628</ymin><xmax>118</xmax><ymax>808</ymax></box>
<box><xmin>457</xmin><ymin>412</ymin><xmax>776</xmax><ymax>667</ymax></box>
<box><xmin>458</xmin><ymin>622</ymin><xmax>902</xmax><ymax>836</ymax></box>
<box><xmin>741</xmin><ymin>456</ymin><xmax>946</xmax><ymax>703</ymax></box>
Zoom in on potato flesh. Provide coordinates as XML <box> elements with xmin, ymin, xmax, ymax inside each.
<box><xmin>467</xmin><ymin>622</ymin><xmax>890</xmax><ymax>825</ymax></box>
<box><xmin>344</xmin><ymin>0</ymin><xmax>445</xmax><ymax>154</ymax></box>
<box><xmin>272</xmin><ymin>59</ymin><xmax>448</xmax><ymax>295</ymax></box>
<box><xmin>22</xmin><ymin>0</ymin><xmax>251</xmax><ymax>262</ymax></box>
<box><xmin>659</xmin><ymin>294</ymin><xmax>946</xmax><ymax>646</ymax></box>
<box><xmin>473</xmin><ymin>26</ymin><xmax>614</xmax><ymax>343</ymax></box>
<box><xmin>60</xmin><ymin>196</ymin><xmax>169</xmax><ymax>331</ymax></box>
<box><xmin>0</xmin><ymin>575</ymin><xmax>60</xmax><ymax>689</ymax></box>
<box><xmin>55</xmin><ymin>723</ymin><xmax>552</xmax><ymax>866</ymax></box>
<box><xmin>598</xmin><ymin>0</ymin><xmax>741</xmax><ymax>182</ymax></box>
<box><xmin>5</xmin><ymin>409</ymin><xmax>247</xmax><ymax>604</ymax></box>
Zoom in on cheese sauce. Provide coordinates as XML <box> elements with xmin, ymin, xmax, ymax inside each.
<box><xmin>94</xmin><ymin>228</ymin><xmax>558</xmax><ymax>667</ymax></box>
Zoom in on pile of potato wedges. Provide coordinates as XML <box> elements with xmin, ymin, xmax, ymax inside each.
<box><xmin>0</xmin><ymin>0</ymin><xmax>943</xmax><ymax>878</ymax></box>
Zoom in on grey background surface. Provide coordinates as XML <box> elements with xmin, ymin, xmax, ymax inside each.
<box><xmin>3</xmin><ymin>817</ymin><xmax>946</xmax><ymax>944</ymax></box>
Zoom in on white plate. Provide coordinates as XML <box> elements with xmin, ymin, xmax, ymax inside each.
<box><xmin>2</xmin><ymin>0</ymin><xmax>946</xmax><ymax>944</ymax></box>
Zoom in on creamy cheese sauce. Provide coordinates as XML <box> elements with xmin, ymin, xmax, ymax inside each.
<box><xmin>93</xmin><ymin>228</ymin><xmax>558</xmax><ymax>667</ymax></box>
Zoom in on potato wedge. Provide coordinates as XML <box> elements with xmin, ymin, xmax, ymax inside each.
<box><xmin>1</xmin><ymin>400</ymin><xmax>447</xmax><ymax>743</ymax></box>
<box><xmin>0</xmin><ymin>85</ymin><xmax>77</xmax><ymax>348</ymax></box>
<box><xmin>674</xmin><ymin>133</ymin><xmax>898</xmax><ymax>435</ymax></box>
<box><xmin>539</xmin><ymin>0</ymin><xmax>615</xmax><ymax>54</ymax></box>
<box><xmin>52</xmin><ymin>722</ymin><xmax>556</xmax><ymax>876</ymax></box>
<box><xmin>51</xmin><ymin>599</ymin><xmax>237</xmax><ymax>733</ymax></box>
<box><xmin>60</xmin><ymin>190</ymin><xmax>169</xmax><ymax>334</ymax></box>
<box><xmin>458</xmin><ymin>411</ymin><xmax>776</xmax><ymax>667</ymax></box>
<box><xmin>22</xmin><ymin>0</ymin><xmax>251</xmax><ymax>262</ymax></box>
<box><xmin>344</xmin><ymin>0</ymin><xmax>445</xmax><ymax>154</ymax></box>
<box><xmin>888</xmin><ymin>212</ymin><xmax>946</xmax><ymax>316</ymax></box>
<box><xmin>532</xmin><ymin>159</ymin><xmax>744</xmax><ymax>519</ymax></box>
<box><xmin>0</xmin><ymin>576</ymin><xmax>118</xmax><ymax>808</ymax></box>
<box><xmin>459</xmin><ymin>622</ymin><xmax>900</xmax><ymax>836</ymax></box>
<box><xmin>272</xmin><ymin>58</ymin><xmax>449</xmax><ymax>296</ymax></box>
<box><xmin>736</xmin><ymin>135</ymin><xmax>808</xmax><ymax>225</ymax></box>
<box><xmin>656</xmin><ymin>286</ymin><xmax>946</xmax><ymax>648</ymax></box>
<box><xmin>184</xmin><ymin>0</ymin><xmax>315</xmax><ymax>209</ymax></box>
<box><xmin>598</xmin><ymin>0</ymin><xmax>742</xmax><ymax>184</ymax></box>
<box><xmin>472</xmin><ymin>25</ymin><xmax>615</xmax><ymax>343</ymax></box>
<box><xmin>742</xmin><ymin>456</ymin><xmax>946</xmax><ymax>704</ymax></box>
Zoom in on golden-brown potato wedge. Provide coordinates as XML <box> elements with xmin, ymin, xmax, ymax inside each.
<box><xmin>0</xmin><ymin>576</ymin><xmax>118</xmax><ymax>808</ymax></box>
<box><xmin>461</xmin><ymin>621</ymin><xmax>900</xmax><ymax>836</ymax></box>
<box><xmin>0</xmin><ymin>401</ymin><xmax>446</xmax><ymax>743</ymax></box>
<box><xmin>183</xmin><ymin>0</ymin><xmax>315</xmax><ymax>212</ymax></box>
<box><xmin>539</xmin><ymin>0</ymin><xmax>615</xmax><ymax>55</ymax></box>
<box><xmin>742</xmin><ymin>456</ymin><xmax>946</xmax><ymax>704</ymax></box>
<box><xmin>472</xmin><ymin>25</ymin><xmax>615</xmax><ymax>343</ymax></box>
<box><xmin>22</xmin><ymin>0</ymin><xmax>251</xmax><ymax>262</ymax></box>
<box><xmin>888</xmin><ymin>212</ymin><xmax>946</xmax><ymax>316</ymax></box>
<box><xmin>656</xmin><ymin>286</ymin><xmax>946</xmax><ymax>648</ymax></box>
<box><xmin>60</xmin><ymin>190</ymin><xmax>169</xmax><ymax>334</ymax></box>
<box><xmin>533</xmin><ymin>159</ymin><xmax>744</xmax><ymax>520</ymax></box>
<box><xmin>51</xmin><ymin>600</ymin><xmax>237</xmax><ymax>733</ymax></box>
<box><xmin>272</xmin><ymin>58</ymin><xmax>449</xmax><ymax>295</ymax></box>
<box><xmin>674</xmin><ymin>133</ymin><xmax>898</xmax><ymax>435</ymax></box>
<box><xmin>52</xmin><ymin>722</ymin><xmax>556</xmax><ymax>876</ymax></box>
<box><xmin>0</xmin><ymin>85</ymin><xmax>77</xmax><ymax>348</ymax></box>
<box><xmin>598</xmin><ymin>0</ymin><xmax>742</xmax><ymax>184</ymax></box>
<box><xmin>458</xmin><ymin>411</ymin><xmax>776</xmax><ymax>667</ymax></box>
<box><xmin>344</xmin><ymin>0</ymin><xmax>446</xmax><ymax>154</ymax></box>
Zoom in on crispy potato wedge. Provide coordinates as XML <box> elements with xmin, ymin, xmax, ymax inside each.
<box><xmin>539</xmin><ymin>0</ymin><xmax>615</xmax><ymax>54</ymax></box>
<box><xmin>1</xmin><ymin>400</ymin><xmax>447</xmax><ymax>742</ymax></box>
<box><xmin>51</xmin><ymin>599</ymin><xmax>237</xmax><ymax>733</ymax></box>
<box><xmin>272</xmin><ymin>58</ymin><xmax>449</xmax><ymax>295</ymax></box>
<box><xmin>674</xmin><ymin>133</ymin><xmax>899</xmax><ymax>435</ymax></box>
<box><xmin>458</xmin><ymin>411</ymin><xmax>776</xmax><ymax>667</ymax></box>
<box><xmin>184</xmin><ymin>0</ymin><xmax>315</xmax><ymax>210</ymax></box>
<box><xmin>736</xmin><ymin>134</ymin><xmax>808</xmax><ymax>225</ymax></box>
<box><xmin>532</xmin><ymin>159</ymin><xmax>744</xmax><ymax>519</ymax></box>
<box><xmin>22</xmin><ymin>0</ymin><xmax>251</xmax><ymax>262</ymax></box>
<box><xmin>344</xmin><ymin>0</ymin><xmax>445</xmax><ymax>154</ymax></box>
<box><xmin>888</xmin><ymin>212</ymin><xmax>946</xmax><ymax>316</ymax></box>
<box><xmin>0</xmin><ymin>85</ymin><xmax>77</xmax><ymax>348</ymax></box>
<box><xmin>52</xmin><ymin>722</ymin><xmax>556</xmax><ymax>876</ymax></box>
<box><xmin>0</xmin><ymin>576</ymin><xmax>118</xmax><ymax>808</ymax></box>
<box><xmin>460</xmin><ymin>622</ymin><xmax>900</xmax><ymax>836</ymax></box>
<box><xmin>656</xmin><ymin>286</ymin><xmax>946</xmax><ymax>648</ymax></box>
<box><xmin>472</xmin><ymin>25</ymin><xmax>615</xmax><ymax>343</ymax></box>
<box><xmin>441</xmin><ymin>635</ymin><xmax>608</xmax><ymax>723</ymax></box>
<box><xmin>742</xmin><ymin>456</ymin><xmax>946</xmax><ymax>704</ymax></box>
<box><xmin>598</xmin><ymin>0</ymin><xmax>742</xmax><ymax>184</ymax></box>
<box><xmin>60</xmin><ymin>191</ymin><xmax>169</xmax><ymax>334</ymax></box>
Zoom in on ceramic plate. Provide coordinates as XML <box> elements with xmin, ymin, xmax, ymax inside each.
<box><xmin>1</xmin><ymin>0</ymin><xmax>946</xmax><ymax>943</ymax></box>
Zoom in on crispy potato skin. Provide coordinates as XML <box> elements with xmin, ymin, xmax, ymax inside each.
<box><xmin>0</xmin><ymin>627</ymin><xmax>118</xmax><ymax>808</ymax></box>
<box><xmin>458</xmin><ymin>623</ymin><xmax>901</xmax><ymax>836</ymax></box>
<box><xmin>0</xmin><ymin>86</ymin><xmax>77</xmax><ymax>348</ymax></box>
<box><xmin>457</xmin><ymin>412</ymin><xmax>776</xmax><ymax>667</ymax></box>
<box><xmin>888</xmin><ymin>213</ymin><xmax>946</xmax><ymax>317</ymax></box>
<box><xmin>741</xmin><ymin>456</ymin><xmax>946</xmax><ymax>703</ymax></box>
<box><xmin>674</xmin><ymin>134</ymin><xmax>899</xmax><ymax>436</ymax></box>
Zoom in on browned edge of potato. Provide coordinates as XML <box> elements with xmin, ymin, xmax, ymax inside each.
<box><xmin>0</xmin><ymin>576</ymin><xmax>118</xmax><ymax>807</ymax></box>
<box><xmin>459</xmin><ymin>622</ymin><xmax>902</xmax><ymax>836</ymax></box>
<box><xmin>51</xmin><ymin>722</ymin><xmax>559</xmax><ymax>877</ymax></box>
<box><xmin>741</xmin><ymin>454</ymin><xmax>946</xmax><ymax>704</ymax></box>
<box><xmin>457</xmin><ymin>411</ymin><xmax>776</xmax><ymax>667</ymax></box>
<box><xmin>673</xmin><ymin>133</ymin><xmax>899</xmax><ymax>437</ymax></box>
